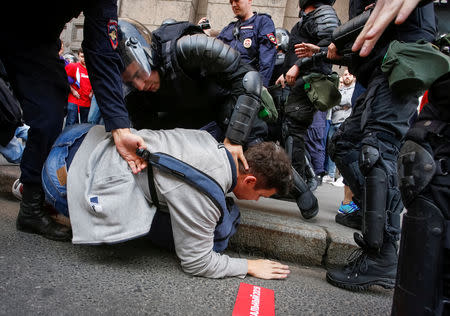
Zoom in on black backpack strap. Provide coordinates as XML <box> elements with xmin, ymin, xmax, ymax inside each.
<box><xmin>136</xmin><ymin>148</ymin><xmax>161</xmax><ymax>209</ymax></box>
<box><xmin>136</xmin><ymin>148</ymin><xmax>225</xmax><ymax>212</ymax></box>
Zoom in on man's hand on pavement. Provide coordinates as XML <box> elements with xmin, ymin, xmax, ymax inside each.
<box><xmin>247</xmin><ymin>259</ymin><xmax>290</xmax><ymax>279</ymax></box>
<box><xmin>112</xmin><ymin>128</ymin><xmax>148</xmax><ymax>174</ymax></box>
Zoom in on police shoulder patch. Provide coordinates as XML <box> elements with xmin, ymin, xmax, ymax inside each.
<box><xmin>107</xmin><ymin>19</ymin><xmax>118</xmax><ymax>50</ymax></box>
<box><xmin>267</xmin><ymin>33</ymin><xmax>277</xmax><ymax>45</ymax></box>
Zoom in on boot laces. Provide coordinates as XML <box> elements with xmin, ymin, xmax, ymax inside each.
<box><xmin>346</xmin><ymin>247</ymin><xmax>369</xmax><ymax>275</ymax></box>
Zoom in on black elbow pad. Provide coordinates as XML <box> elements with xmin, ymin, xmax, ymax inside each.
<box><xmin>225</xmin><ymin>95</ymin><xmax>260</xmax><ymax>145</ymax></box>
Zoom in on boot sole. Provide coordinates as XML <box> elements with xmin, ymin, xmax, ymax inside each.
<box><xmin>326</xmin><ymin>273</ymin><xmax>395</xmax><ymax>291</ymax></box>
<box><xmin>16</xmin><ymin>223</ymin><xmax>72</xmax><ymax>242</ymax></box>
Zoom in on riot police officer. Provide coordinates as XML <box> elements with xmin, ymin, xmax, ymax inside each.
<box><xmin>325</xmin><ymin>0</ymin><xmax>437</xmax><ymax>291</ymax></box>
<box><xmin>267</xmin><ymin>28</ymin><xmax>290</xmax><ymax>143</ymax></box>
<box><xmin>275</xmin><ymin>0</ymin><xmax>340</xmax><ymax>185</ymax></box>
<box><xmin>270</xmin><ymin>28</ymin><xmax>290</xmax><ymax>86</ymax></box>
<box><xmin>118</xmin><ymin>19</ymin><xmax>319</xmax><ymax>220</ymax></box>
<box><xmin>0</xmin><ymin>0</ymin><xmax>146</xmax><ymax>242</ymax></box>
<box><xmin>217</xmin><ymin>0</ymin><xmax>277</xmax><ymax>87</ymax></box>
<box><xmin>348</xmin><ymin>0</ymin><xmax>450</xmax><ymax>313</ymax></box>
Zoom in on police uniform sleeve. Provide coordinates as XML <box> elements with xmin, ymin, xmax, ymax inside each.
<box><xmin>175</xmin><ymin>34</ymin><xmax>267</xmax><ymax>145</ymax></box>
<box><xmin>81</xmin><ymin>0</ymin><xmax>131</xmax><ymax>132</ymax></box>
<box><xmin>294</xmin><ymin>5</ymin><xmax>340</xmax><ymax>69</ymax></box>
<box><xmin>313</xmin><ymin>5</ymin><xmax>340</xmax><ymax>48</ymax></box>
<box><xmin>256</xmin><ymin>15</ymin><xmax>277</xmax><ymax>87</ymax></box>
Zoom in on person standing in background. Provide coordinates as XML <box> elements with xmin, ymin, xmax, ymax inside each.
<box><xmin>323</xmin><ymin>69</ymin><xmax>355</xmax><ymax>184</ymax></box>
<box><xmin>65</xmin><ymin>48</ymin><xmax>93</xmax><ymax>126</ymax></box>
<box><xmin>216</xmin><ymin>0</ymin><xmax>277</xmax><ymax>87</ymax></box>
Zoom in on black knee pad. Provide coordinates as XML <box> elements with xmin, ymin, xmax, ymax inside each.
<box><xmin>397</xmin><ymin>140</ymin><xmax>436</xmax><ymax>207</ymax></box>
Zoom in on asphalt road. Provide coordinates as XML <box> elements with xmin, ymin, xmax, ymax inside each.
<box><xmin>0</xmin><ymin>192</ymin><xmax>393</xmax><ymax>316</ymax></box>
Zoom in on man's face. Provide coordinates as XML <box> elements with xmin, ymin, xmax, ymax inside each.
<box><xmin>230</xmin><ymin>0</ymin><xmax>252</xmax><ymax>19</ymax></box>
<box><xmin>233</xmin><ymin>175</ymin><xmax>277</xmax><ymax>201</ymax></box>
<box><xmin>78</xmin><ymin>52</ymin><xmax>85</xmax><ymax>66</ymax></box>
<box><xmin>342</xmin><ymin>70</ymin><xmax>354</xmax><ymax>86</ymax></box>
<box><xmin>122</xmin><ymin>61</ymin><xmax>160</xmax><ymax>92</ymax></box>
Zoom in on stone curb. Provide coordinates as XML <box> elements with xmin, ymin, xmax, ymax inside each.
<box><xmin>0</xmin><ymin>165</ymin><xmax>358</xmax><ymax>268</ymax></box>
<box><xmin>231</xmin><ymin>197</ymin><xmax>358</xmax><ymax>269</ymax></box>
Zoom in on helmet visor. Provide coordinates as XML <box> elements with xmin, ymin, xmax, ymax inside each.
<box><xmin>120</xmin><ymin>39</ymin><xmax>152</xmax><ymax>91</ymax></box>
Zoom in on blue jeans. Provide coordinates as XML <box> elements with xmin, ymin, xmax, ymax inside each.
<box><xmin>65</xmin><ymin>102</ymin><xmax>90</xmax><ymax>127</ymax></box>
<box><xmin>0</xmin><ymin>125</ymin><xmax>29</xmax><ymax>164</ymax></box>
<box><xmin>42</xmin><ymin>124</ymin><xmax>93</xmax><ymax>216</ymax></box>
<box><xmin>327</xmin><ymin>123</ymin><xmax>341</xmax><ymax>178</ymax></box>
<box><xmin>87</xmin><ymin>95</ymin><xmax>104</xmax><ymax>125</ymax></box>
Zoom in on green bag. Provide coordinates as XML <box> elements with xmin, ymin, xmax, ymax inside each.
<box><xmin>302</xmin><ymin>72</ymin><xmax>341</xmax><ymax>112</ymax></box>
<box><xmin>381</xmin><ymin>40</ymin><xmax>450</xmax><ymax>95</ymax></box>
<box><xmin>259</xmin><ymin>86</ymin><xmax>278</xmax><ymax>123</ymax></box>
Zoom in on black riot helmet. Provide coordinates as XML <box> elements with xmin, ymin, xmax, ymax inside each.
<box><xmin>118</xmin><ymin>18</ymin><xmax>154</xmax><ymax>93</ymax></box>
<box><xmin>275</xmin><ymin>28</ymin><xmax>290</xmax><ymax>52</ymax></box>
<box><xmin>298</xmin><ymin>0</ymin><xmax>335</xmax><ymax>10</ymax></box>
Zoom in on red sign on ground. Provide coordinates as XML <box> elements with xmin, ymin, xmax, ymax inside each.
<box><xmin>232</xmin><ymin>282</ymin><xmax>275</xmax><ymax>316</ymax></box>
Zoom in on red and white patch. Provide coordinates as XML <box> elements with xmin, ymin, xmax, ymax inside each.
<box><xmin>267</xmin><ymin>33</ymin><xmax>277</xmax><ymax>45</ymax></box>
<box><xmin>243</xmin><ymin>38</ymin><xmax>252</xmax><ymax>49</ymax></box>
<box><xmin>107</xmin><ymin>19</ymin><xmax>119</xmax><ymax>50</ymax></box>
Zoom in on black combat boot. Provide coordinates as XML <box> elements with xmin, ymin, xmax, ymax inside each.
<box><xmin>335</xmin><ymin>210</ymin><xmax>362</xmax><ymax>230</ymax></box>
<box><xmin>326</xmin><ymin>234</ymin><xmax>397</xmax><ymax>291</ymax></box>
<box><xmin>16</xmin><ymin>183</ymin><xmax>72</xmax><ymax>241</ymax></box>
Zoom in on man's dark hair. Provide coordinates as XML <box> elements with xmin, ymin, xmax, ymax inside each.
<box><xmin>240</xmin><ymin>142</ymin><xmax>293</xmax><ymax>196</ymax></box>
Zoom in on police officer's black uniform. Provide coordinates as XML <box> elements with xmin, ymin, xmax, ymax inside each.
<box><xmin>0</xmin><ymin>0</ymin><xmax>130</xmax><ymax>241</ymax></box>
<box><xmin>281</xmin><ymin>0</ymin><xmax>340</xmax><ymax>181</ymax></box>
<box><xmin>124</xmin><ymin>21</ymin><xmax>267</xmax><ymax>146</ymax></box>
<box><xmin>326</xmin><ymin>0</ymin><xmax>437</xmax><ymax>291</ymax></box>
<box><xmin>393</xmin><ymin>71</ymin><xmax>450</xmax><ymax>315</ymax></box>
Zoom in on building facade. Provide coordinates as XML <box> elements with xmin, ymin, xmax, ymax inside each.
<box><xmin>61</xmin><ymin>0</ymin><xmax>350</xmax><ymax>53</ymax></box>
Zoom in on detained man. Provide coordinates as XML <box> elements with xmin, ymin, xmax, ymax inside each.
<box><xmin>41</xmin><ymin>124</ymin><xmax>292</xmax><ymax>280</ymax></box>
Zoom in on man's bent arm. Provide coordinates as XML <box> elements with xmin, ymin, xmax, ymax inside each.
<box><xmin>165</xmin><ymin>185</ymin><xmax>248</xmax><ymax>279</ymax></box>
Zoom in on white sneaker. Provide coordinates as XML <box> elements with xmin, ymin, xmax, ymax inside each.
<box><xmin>322</xmin><ymin>175</ymin><xmax>334</xmax><ymax>183</ymax></box>
<box><xmin>12</xmin><ymin>179</ymin><xmax>23</xmax><ymax>200</ymax></box>
<box><xmin>331</xmin><ymin>177</ymin><xmax>344</xmax><ymax>187</ymax></box>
